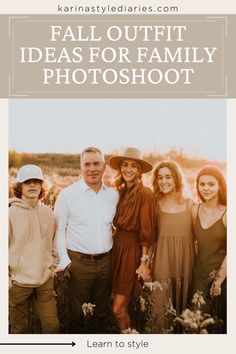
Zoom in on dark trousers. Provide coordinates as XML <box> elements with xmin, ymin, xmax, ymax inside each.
<box><xmin>9</xmin><ymin>277</ymin><xmax>60</xmax><ymax>334</ymax></box>
<box><xmin>67</xmin><ymin>249</ymin><xmax>112</xmax><ymax>334</ymax></box>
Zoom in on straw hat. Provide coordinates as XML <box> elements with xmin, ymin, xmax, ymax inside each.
<box><xmin>108</xmin><ymin>147</ymin><xmax>153</xmax><ymax>173</ymax></box>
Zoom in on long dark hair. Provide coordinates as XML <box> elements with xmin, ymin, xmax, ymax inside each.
<box><xmin>196</xmin><ymin>165</ymin><xmax>227</xmax><ymax>205</ymax></box>
<box><xmin>114</xmin><ymin>160</ymin><xmax>142</xmax><ymax>204</ymax></box>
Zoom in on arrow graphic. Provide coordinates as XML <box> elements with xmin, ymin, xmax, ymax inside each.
<box><xmin>0</xmin><ymin>342</ymin><xmax>76</xmax><ymax>346</ymax></box>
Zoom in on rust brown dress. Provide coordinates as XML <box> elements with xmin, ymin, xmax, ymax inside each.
<box><xmin>112</xmin><ymin>184</ymin><xmax>156</xmax><ymax>297</ymax></box>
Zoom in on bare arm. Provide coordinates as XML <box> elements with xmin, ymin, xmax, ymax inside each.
<box><xmin>210</xmin><ymin>256</ymin><xmax>227</xmax><ymax>297</ymax></box>
<box><xmin>210</xmin><ymin>210</ymin><xmax>227</xmax><ymax>297</ymax></box>
<box><xmin>222</xmin><ymin>210</ymin><xmax>227</xmax><ymax>227</ymax></box>
<box><xmin>190</xmin><ymin>203</ymin><xmax>198</xmax><ymax>224</ymax></box>
<box><xmin>190</xmin><ymin>203</ymin><xmax>198</xmax><ymax>255</ymax></box>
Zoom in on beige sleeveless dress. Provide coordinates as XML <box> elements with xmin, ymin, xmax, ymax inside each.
<box><xmin>151</xmin><ymin>199</ymin><xmax>195</xmax><ymax>333</ymax></box>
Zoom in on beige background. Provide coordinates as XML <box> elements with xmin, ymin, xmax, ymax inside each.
<box><xmin>0</xmin><ymin>0</ymin><xmax>236</xmax><ymax>14</ymax></box>
<box><xmin>0</xmin><ymin>15</ymin><xmax>236</xmax><ymax>98</ymax></box>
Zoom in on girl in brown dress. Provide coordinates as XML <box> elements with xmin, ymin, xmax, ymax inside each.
<box><xmin>108</xmin><ymin>147</ymin><xmax>156</xmax><ymax>332</ymax></box>
<box><xmin>151</xmin><ymin>160</ymin><xmax>195</xmax><ymax>333</ymax></box>
<box><xmin>190</xmin><ymin>165</ymin><xmax>227</xmax><ymax>333</ymax></box>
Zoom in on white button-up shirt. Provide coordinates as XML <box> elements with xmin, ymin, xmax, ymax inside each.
<box><xmin>54</xmin><ymin>178</ymin><xmax>119</xmax><ymax>270</ymax></box>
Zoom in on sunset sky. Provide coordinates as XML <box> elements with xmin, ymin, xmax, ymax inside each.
<box><xmin>9</xmin><ymin>99</ymin><xmax>226</xmax><ymax>162</ymax></box>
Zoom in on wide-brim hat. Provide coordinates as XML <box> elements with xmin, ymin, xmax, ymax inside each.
<box><xmin>108</xmin><ymin>147</ymin><xmax>153</xmax><ymax>174</ymax></box>
<box><xmin>16</xmin><ymin>164</ymin><xmax>44</xmax><ymax>183</ymax></box>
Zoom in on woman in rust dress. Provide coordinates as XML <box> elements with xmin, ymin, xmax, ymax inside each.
<box><xmin>108</xmin><ymin>147</ymin><xmax>156</xmax><ymax>332</ymax></box>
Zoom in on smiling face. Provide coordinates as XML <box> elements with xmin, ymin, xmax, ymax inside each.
<box><xmin>120</xmin><ymin>159</ymin><xmax>140</xmax><ymax>186</ymax></box>
<box><xmin>157</xmin><ymin>167</ymin><xmax>175</xmax><ymax>194</ymax></box>
<box><xmin>21</xmin><ymin>179</ymin><xmax>42</xmax><ymax>202</ymax></box>
<box><xmin>198</xmin><ymin>174</ymin><xmax>220</xmax><ymax>202</ymax></box>
<box><xmin>81</xmin><ymin>151</ymin><xmax>105</xmax><ymax>191</ymax></box>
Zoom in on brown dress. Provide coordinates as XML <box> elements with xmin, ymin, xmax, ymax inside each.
<box><xmin>190</xmin><ymin>205</ymin><xmax>227</xmax><ymax>333</ymax></box>
<box><xmin>151</xmin><ymin>199</ymin><xmax>195</xmax><ymax>333</ymax></box>
<box><xmin>112</xmin><ymin>184</ymin><xmax>156</xmax><ymax>297</ymax></box>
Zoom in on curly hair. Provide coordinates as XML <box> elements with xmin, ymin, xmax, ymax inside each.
<box><xmin>12</xmin><ymin>181</ymin><xmax>46</xmax><ymax>200</ymax></box>
<box><xmin>196</xmin><ymin>165</ymin><xmax>227</xmax><ymax>205</ymax></box>
<box><xmin>152</xmin><ymin>160</ymin><xmax>187</xmax><ymax>201</ymax></box>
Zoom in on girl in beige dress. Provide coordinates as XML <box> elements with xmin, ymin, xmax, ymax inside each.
<box><xmin>151</xmin><ymin>160</ymin><xmax>195</xmax><ymax>333</ymax></box>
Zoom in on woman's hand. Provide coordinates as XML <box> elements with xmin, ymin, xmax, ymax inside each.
<box><xmin>210</xmin><ymin>279</ymin><xmax>222</xmax><ymax>297</ymax></box>
<box><xmin>136</xmin><ymin>262</ymin><xmax>151</xmax><ymax>282</ymax></box>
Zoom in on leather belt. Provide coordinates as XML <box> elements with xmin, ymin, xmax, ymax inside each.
<box><xmin>71</xmin><ymin>250</ymin><xmax>110</xmax><ymax>261</ymax></box>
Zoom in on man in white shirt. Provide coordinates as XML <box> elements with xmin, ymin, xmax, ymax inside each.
<box><xmin>54</xmin><ymin>147</ymin><xmax>118</xmax><ymax>333</ymax></box>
